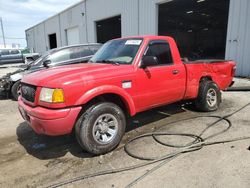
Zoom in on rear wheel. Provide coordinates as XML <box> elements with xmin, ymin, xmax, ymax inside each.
<box><xmin>75</xmin><ymin>102</ymin><xmax>126</xmax><ymax>155</ymax></box>
<box><xmin>195</xmin><ymin>80</ymin><xmax>221</xmax><ymax>112</ymax></box>
<box><xmin>11</xmin><ymin>81</ymin><xmax>21</xmax><ymax>101</ymax></box>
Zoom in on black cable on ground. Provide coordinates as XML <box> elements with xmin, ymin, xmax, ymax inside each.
<box><xmin>124</xmin><ymin>102</ymin><xmax>250</xmax><ymax>187</ymax></box>
<box><xmin>124</xmin><ymin>116</ymin><xmax>231</xmax><ymax>187</ymax></box>
<box><xmin>47</xmin><ymin>102</ymin><xmax>250</xmax><ymax>188</ymax></box>
<box><xmin>224</xmin><ymin>86</ymin><xmax>250</xmax><ymax>92</ymax></box>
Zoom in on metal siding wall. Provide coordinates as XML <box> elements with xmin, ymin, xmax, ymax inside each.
<box><xmin>59</xmin><ymin>2</ymin><xmax>87</xmax><ymax>46</ymax></box>
<box><xmin>34</xmin><ymin>23</ymin><xmax>46</xmax><ymax>54</ymax></box>
<box><xmin>121</xmin><ymin>0</ymin><xmax>139</xmax><ymax>36</ymax></box>
<box><xmin>226</xmin><ymin>0</ymin><xmax>250</xmax><ymax>77</ymax></box>
<box><xmin>44</xmin><ymin>16</ymin><xmax>61</xmax><ymax>50</ymax></box>
<box><xmin>26</xmin><ymin>29</ymin><xmax>35</xmax><ymax>52</ymax></box>
<box><xmin>137</xmin><ymin>0</ymin><xmax>172</xmax><ymax>36</ymax></box>
<box><xmin>138</xmin><ymin>0</ymin><xmax>157</xmax><ymax>35</ymax></box>
<box><xmin>242</xmin><ymin>4</ymin><xmax>250</xmax><ymax>77</ymax></box>
<box><xmin>86</xmin><ymin>0</ymin><xmax>122</xmax><ymax>43</ymax></box>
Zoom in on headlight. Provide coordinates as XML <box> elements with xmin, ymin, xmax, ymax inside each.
<box><xmin>10</xmin><ymin>73</ymin><xmax>23</xmax><ymax>82</ymax></box>
<box><xmin>39</xmin><ymin>88</ymin><xmax>64</xmax><ymax>103</ymax></box>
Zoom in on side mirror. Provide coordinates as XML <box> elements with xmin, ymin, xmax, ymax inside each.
<box><xmin>140</xmin><ymin>56</ymin><xmax>158</xmax><ymax>68</ymax></box>
<box><xmin>43</xmin><ymin>60</ymin><xmax>51</xmax><ymax>68</ymax></box>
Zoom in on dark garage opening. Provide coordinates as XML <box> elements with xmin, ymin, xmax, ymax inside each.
<box><xmin>48</xmin><ymin>33</ymin><xmax>57</xmax><ymax>49</ymax></box>
<box><xmin>96</xmin><ymin>15</ymin><xmax>121</xmax><ymax>43</ymax></box>
<box><xmin>158</xmin><ymin>0</ymin><xmax>230</xmax><ymax>60</ymax></box>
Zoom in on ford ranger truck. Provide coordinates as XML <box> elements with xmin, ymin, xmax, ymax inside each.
<box><xmin>18</xmin><ymin>36</ymin><xmax>236</xmax><ymax>155</ymax></box>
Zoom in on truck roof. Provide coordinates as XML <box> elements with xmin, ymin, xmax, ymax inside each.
<box><xmin>112</xmin><ymin>35</ymin><xmax>174</xmax><ymax>40</ymax></box>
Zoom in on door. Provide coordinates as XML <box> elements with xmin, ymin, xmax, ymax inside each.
<box><xmin>136</xmin><ymin>40</ymin><xmax>186</xmax><ymax>110</ymax></box>
<box><xmin>9</xmin><ymin>49</ymin><xmax>23</xmax><ymax>63</ymax></box>
<box><xmin>158</xmin><ymin>0</ymin><xmax>230</xmax><ymax>60</ymax></box>
<box><xmin>48</xmin><ymin>33</ymin><xmax>57</xmax><ymax>49</ymax></box>
<box><xmin>96</xmin><ymin>15</ymin><xmax>121</xmax><ymax>43</ymax></box>
<box><xmin>66</xmin><ymin>27</ymin><xmax>80</xmax><ymax>45</ymax></box>
<box><xmin>0</xmin><ymin>49</ymin><xmax>10</xmax><ymax>64</ymax></box>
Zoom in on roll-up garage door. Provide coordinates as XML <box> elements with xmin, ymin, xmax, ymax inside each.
<box><xmin>158</xmin><ymin>0</ymin><xmax>230</xmax><ymax>61</ymax></box>
<box><xmin>66</xmin><ymin>27</ymin><xmax>80</xmax><ymax>45</ymax></box>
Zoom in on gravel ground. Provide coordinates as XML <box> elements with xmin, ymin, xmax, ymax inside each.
<box><xmin>0</xmin><ymin>63</ymin><xmax>24</xmax><ymax>77</ymax></box>
<box><xmin>0</xmin><ymin>66</ymin><xmax>249</xmax><ymax>188</ymax></box>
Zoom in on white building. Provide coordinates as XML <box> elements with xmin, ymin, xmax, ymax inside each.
<box><xmin>26</xmin><ymin>0</ymin><xmax>250</xmax><ymax>77</ymax></box>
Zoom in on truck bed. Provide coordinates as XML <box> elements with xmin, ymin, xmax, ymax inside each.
<box><xmin>183</xmin><ymin>60</ymin><xmax>235</xmax><ymax>100</ymax></box>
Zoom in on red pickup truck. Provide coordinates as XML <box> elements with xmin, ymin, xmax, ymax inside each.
<box><xmin>18</xmin><ymin>36</ymin><xmax>236</xmax><ymax>154</ymax></box>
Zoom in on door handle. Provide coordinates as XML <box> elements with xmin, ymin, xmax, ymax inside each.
<box><xmin>172</xmin><ymin>70</ymin><xmax>179</xmax><ymax>75</ymax></box>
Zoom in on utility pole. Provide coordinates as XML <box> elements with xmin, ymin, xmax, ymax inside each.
<box><xmin>0</xmin><ymin>17</ymin><xmax>6</xmax><ymax>48</ymax></box>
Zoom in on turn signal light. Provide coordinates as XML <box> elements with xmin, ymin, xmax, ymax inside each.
<box><xmin>39</xmin><ymin>88</ymin><xmax>65</xmax><ymax>103</ymax></box>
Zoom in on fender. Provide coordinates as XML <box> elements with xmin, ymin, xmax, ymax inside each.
<box><xmin>193</xmin><ymin>73</ymin><xmax>213</xmax><ymax>96</ymax></box>
<box><xmin>75</xmin><ymin>85</ymin><xmax>136</xmax><ymax>116</ymax></box>
<box><xmin>184</xmin><ymin>71</ymin><xmax>213</xmax><ymax>99</ymax></box>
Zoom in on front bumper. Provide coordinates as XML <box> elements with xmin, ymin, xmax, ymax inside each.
<box><xmin>18</xmin><ymin>98</ymin><xmax>82</xmax><ymax>136</ymax></box>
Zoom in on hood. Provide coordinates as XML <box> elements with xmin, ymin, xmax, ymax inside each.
<box><xmin>21</xmin><ymin>63</ymin><xmax>134</xmax><ymax>88</ymax></box>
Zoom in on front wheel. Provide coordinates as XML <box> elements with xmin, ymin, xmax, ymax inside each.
<box><xmin>195</xmin><ymin>80</ymin><xmax>221</xmax><ymax>112</ymax></box>
<box><xmin>75</xmin><ymin>102</ymin><xmax>126</xmax><ymax>155</ymax></box>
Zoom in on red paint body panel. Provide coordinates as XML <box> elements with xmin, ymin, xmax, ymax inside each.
<box><xmin>19</xmin><ymin>36</ymin><xmax>236</xmax><ymax>136</ymax></box>
<box><xmin>18</xmin><ymin>98</ymin><xmax>82</xmax><ymax>135</ymax></box>
<box><xmin>184</xmin><ymin>60</ymin><xmax>236</xmax><ymax>99</ymax></box>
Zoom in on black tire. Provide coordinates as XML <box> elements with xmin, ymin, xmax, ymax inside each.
<box><xmin>75</xmin><ymin>102</ymin><xmax>126</xmax><ymax>155</ymax></box>
<box><xmin>195</xmin><ymin>80</ymin><xmax>221</xmax><ymax>112</ymax></box>
<box><xmin>11</xmin><ymin>80</ymin><xmax>21</xmax><ymax>101</ymax></box>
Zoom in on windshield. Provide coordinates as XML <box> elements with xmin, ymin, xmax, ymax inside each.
<box><xmin>90</xmin><ymin>38</ymin><xmax>143</xmax><ymax>65</ymax></box>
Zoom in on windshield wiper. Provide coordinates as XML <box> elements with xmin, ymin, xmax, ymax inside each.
<box><xmin>98</xmin><ymin>60</ymin><xmax>120</xmax><ymax>65</ymax></box>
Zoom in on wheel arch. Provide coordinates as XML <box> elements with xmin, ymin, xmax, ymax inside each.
<box><xmin>199</xmin><ymin>76</ymin><xmax>213</xmax><ymax>84</ymax></box>
<box><xmin>75</xmin><ymin>85</ymin><xmax>136</xmax><ymax>116</ymax></box>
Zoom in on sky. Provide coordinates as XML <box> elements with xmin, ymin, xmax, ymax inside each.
<box><xmin>0</xmin><ymin>0</ymin><xmax>81</xmax><ymax>48</ymax></box>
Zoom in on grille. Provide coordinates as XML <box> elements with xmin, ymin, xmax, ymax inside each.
<box><xmin>21</xmin><ymin>84</ymin><xmax>36</xmax><ymax>103</ymax></box>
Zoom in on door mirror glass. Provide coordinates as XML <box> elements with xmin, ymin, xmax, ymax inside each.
<box><xmin>140</xmin><ymin>56</ymin><xmax>158</xmax><ymax>68</ymax></box>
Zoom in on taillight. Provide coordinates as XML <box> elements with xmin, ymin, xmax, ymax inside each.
<box><xmin>231</xmin><ymin>65</ymin><xmax>236</xmax><ymax>77</ymax></box>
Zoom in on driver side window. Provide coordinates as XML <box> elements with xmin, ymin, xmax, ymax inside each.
<box><xmin>144</xmin><ymin>41</ymin><xmax>173</xmax><ymax>66</ymax></box>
